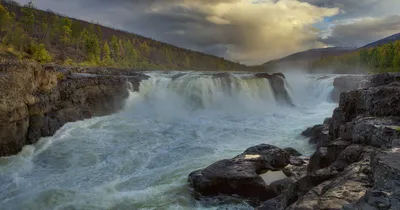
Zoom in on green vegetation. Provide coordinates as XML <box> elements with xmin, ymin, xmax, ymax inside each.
<box><xmin>0</xmin><ymin>0</ymin><xmax>258</xmax><ymax>71</ymax></box>
<box><xmin>311</xmin><ymin>41</ymin><xmax>400</xmax><ymax>73</ymax></box>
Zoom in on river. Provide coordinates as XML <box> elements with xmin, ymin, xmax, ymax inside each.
<box><xmin>0</xmin><ymin>72</ymin><xmax>337</xmax><ymax>209</ymax></box>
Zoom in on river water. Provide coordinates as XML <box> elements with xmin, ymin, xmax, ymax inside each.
<box><xmin>0</xmin><ymin>72</ymin><xmax>337</xmax><ymax>210</ymax></box>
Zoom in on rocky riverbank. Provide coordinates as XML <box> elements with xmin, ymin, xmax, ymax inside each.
<box><xmin>0</xmin><ymin>61</ymin><xmax>148</xmax><ymax>156</ymax></box>
<box><xmin>188</xmin><ymin>72</ymin><xmax>400</xmax><ymax>210</ymax></box>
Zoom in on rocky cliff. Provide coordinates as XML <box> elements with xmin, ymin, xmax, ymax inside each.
<box><xmin>0</xmin><ymin>62</ymin><xmax>144</xmax><ymax>156</ymax></box>
<box><xmin>188</xmin><ymin>72</ymin><xmax>400</xmax><ymax>210</ymax></box>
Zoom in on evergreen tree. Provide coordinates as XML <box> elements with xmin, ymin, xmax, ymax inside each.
<box><xmin>21</xmin><ymin>1</ymin><xmax>36</xmax><ymax>33</ymax></box>
<box><xmin>110</xmin><ymin>35</ymin><xmax>120</xmax><ymax>61</ymax></box>
<box><xmin>61</xmin><ymin>17</ymin><xmax>72</xmax><ymax>45</ymax></box>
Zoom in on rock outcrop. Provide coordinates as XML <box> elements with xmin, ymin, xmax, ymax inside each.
<box><xmin>331</xmin><ymin>75</ymin><xmax>370</xmax><ymax>102</ymax></box>
<box><xmin>292</xmin><ymin>72</ymin><xmax>400</xmax><ymax>210</ymax></box>
<box><xmin>255</xmin><ymin>73</ymin><xmax>293</xmax><ymax>106</ymax></box>
<box><xmin>0</xmin><ymin>62</ymin><xmax>146</xmax><ymax>156</ymax></box>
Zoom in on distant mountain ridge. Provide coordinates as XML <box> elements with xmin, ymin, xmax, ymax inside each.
<box><xmin>360</xmin><ymin>32</ymin><xmax>400</xmax><ymax>49</ymax></box>
<box><xmin>263</xmin><ymin>32</ymin><xmax>400</xmax><ymax>71</ymax></box>
<box><xmin>263</xmin><ymin>47</ymin><xmax>356</xmax><ymax>70</ymax></box>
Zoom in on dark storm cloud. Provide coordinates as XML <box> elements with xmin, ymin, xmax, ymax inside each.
<box><xmin>300</xmin><ymin>0</ymin><xmax>400</xmax><ymax>19</ymax></box>
<box><xmin>15</xmin><ymin>0</ymin><xmax>400</xmax><ymax>63</ymax></box>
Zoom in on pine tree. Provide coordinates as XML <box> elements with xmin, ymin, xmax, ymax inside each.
<box><xmin>139</xmin><ymin>41</ymin><xmax>150</xmax><ymax>58</ymax></box>
<box><xmin>21</xmin><ymin>1</ymin><xmax>36</xmax><ymax>33</ymax></box>
<box><xmin>110</xmin><ymin>35</ymin><xmax>120</xmax><ymax>61</ymax></box>
<box><xmin>102</xmin><ymin>41</ymin><xmax>113</xmax><ymax>66</ymax></box>
<box><xmin>61</xmin><ymin>17</ymin><xmax>72</xmax><ymax>45</ymax></box>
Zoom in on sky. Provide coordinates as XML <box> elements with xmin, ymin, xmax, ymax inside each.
<box><xmin>15</xmin><ymin>0</ymin><xmax>400</xmax><ymax>65</ymax></box>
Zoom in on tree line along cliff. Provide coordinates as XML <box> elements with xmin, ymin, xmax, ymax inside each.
<box><xmin>0</xmin><ymin>0</ymin><xmax>261</xmax><ymax>71</ymax></box>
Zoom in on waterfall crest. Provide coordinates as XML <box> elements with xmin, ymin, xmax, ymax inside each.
<box><xmin>134</xmin><ymin>73</ymin><xmax>295</xmax><ymax>110</ymax></box>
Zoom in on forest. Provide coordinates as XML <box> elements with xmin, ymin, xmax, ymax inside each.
<box><xmin>311</xmin><ymin>41</ymin><xmax>400</xmax><ymax>73</ymax></box>
<box><xmin>0</xmin><ymin>0</ymin><xmax>260</xmax><ymax>71</ymax></box>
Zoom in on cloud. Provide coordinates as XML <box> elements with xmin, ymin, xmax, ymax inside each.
<box><xmin>16</xmin><ymin>0</ymin><xmax>339</xmax><ymax>65</ymax></box>
<box><xmin>323</xmin><ymin>15</ymin><xmax>400</xmax><ymax>47</ymax></box>
<box><xmin>299</xmin><ymin>0</ymin><xmax>400</xmax><ymax>19</ymax></box>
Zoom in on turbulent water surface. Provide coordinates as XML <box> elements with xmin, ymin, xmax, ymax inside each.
<box><xmin>0</xmin><ymin>72</ymin><xmax>337</xmax><ymax>210</ymax></box>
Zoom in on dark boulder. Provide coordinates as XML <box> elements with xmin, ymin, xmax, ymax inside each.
<box><xmin>302</xmin><ymin>124</ymin><xmax>331</xmax><ymax>147</ymax></box>
<box><xmin>256</xmin><ymin>195</ymin><xmax>285</xmax><ymax>210</ymax></box>
<box><xmin>270</xmin><ymin>178</ymin><xmax>294</xmax><ymax>195</ymax></box>
<box><xmin>241</xmin><ymin>144</ymin><xmax>291</xmax><ymax>169</ymax></box>
<box><xmin>284</xmin><ymin>147</ymin><xmax>302</xmax><ymax>157</ymax></box>
<box><xmin>188</xmin><ymin>144</ymin><xmax>291</xmax><ymax>202</ymax></box>
<box><xmin>326</xmin><ymin>140</ymin><xmax>351</xmax><ymax>163</ymax></box>
<box><xmin>307</xmin><ymin>147</ymin><xmax>330</xmax><ymax>172</ymax></box>
<box><xmin>331</xmin><ymin>144</ymin><xmax>365</xmax><ymax>171</ymax></box>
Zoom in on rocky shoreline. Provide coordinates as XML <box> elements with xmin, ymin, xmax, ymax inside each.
<box><xmin>188</xmin><ymin>72</ymin><xmax>400</xmax><ymax>209</ymax></box>
<box><xmin>0</xmin><ymin>61</ymin><xmax>148</xmax><ymax>156</ymax></box>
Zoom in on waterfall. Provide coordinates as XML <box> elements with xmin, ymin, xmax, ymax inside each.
<box><xmin>134</xmin><ymin>73</ymin><xmax>286</xmax><ymax>111</ymax></box>
<box><xmin>126</xmin><ymin>81</ymin><xmax>134</xmax><ymax>92</ymax></box>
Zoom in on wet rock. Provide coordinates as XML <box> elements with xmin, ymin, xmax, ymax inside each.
<box><xmin>282</xmin><ymin>162</ymin><xmax>308</xmax><ymax>182</ymax></box>
<box><xmin>308</xmin><ymin>147</ymin><xmax>330</xmax><ymax>172</ymax></box>
<box><xmin>331</xmin><ymin>144</ymin><xmax>365</xmax><ymax>171</ymax></box>
<box><xmin>302</xmin><ymin>124</ymin><xmax>331</xmax><ymax>147</ymax></box>
<box><xmin>284</xmin><ymin>147</ymin><xmax>302</xmax><ymax>157</ymax></box>
<box><xmin>369</xmin><ymin>72</ymin><xmax>400</xmax><ymax>87</ymax></box>
<box><xmin>365</xmin><ymin>190</ymin><xmax>391</xmax><ymax>209</ymax></box>
<box><xmin>301</xmin><ymin>125</ymin><xmax>324</xmax><ymax>137</ymax></box>
<box><xmin>256</xmin><ymin>195</ymin><xmax>285</xmax><ymax>210</ymax></box>
<box><xmin>289</xmin><ymin>156</ymin><xmax>306</xmax><ymax>166</ymax></box>
<box><xmin>188</xmin><ymin>144</ymin><xmax>290</xmax><ymax>202</ymax></box>
<box><xmin>336</xmin><ymin>117</ymin><xmax>400</xmax><ymax>148</ymax></box>
<box><xmin>281</xmin><ymin>166</ymin><xmax>340</xmax><ymax>208</ymax></box>
<box><xmin>273</xmin><ymin>72</ymin><xmax>285</xmax><ymax>79</ymax></box>
<box><xmin>188</xmin><ymin>160</ymin><xmax>277</xmax><ymax>202</ymax></box>
<box><xmin>263</xmin><ymin>73</ymin><xmax>294</xmax><ymax>106</ymax></box>
<box><xmin>288</xmin><ymin>154</ymin><xmax>373</xmax><ymax>210</ymax></box>
<box><xmin>332</xmin><ymin>75</ymin><xmax>371</xmax><ymax>102</ymax></box>
<box><xmin>241</xmin><ymin>144</ymin><xmax>291</xmax><ymax>169</ymax></box>
<box><xmin>270</xmin><ymin>178</ymin><xmax>294</xmax><ymax>195</ymax></box>
<box><xmin>327</xmin><ymin>140</ymin><xmax>351</xmax><ymax>163</ymax></box>
<box><xmin>255</xmin><ymin>73</ymin><xmax>271</xmax><ymax>79</ymax></box>
<box><xmin>372</xmin><ymin>148</ymin><xmax>400</xmax><ymax>190</ymax></box>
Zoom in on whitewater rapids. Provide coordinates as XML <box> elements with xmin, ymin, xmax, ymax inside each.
<box><xmin>0</xmin><ymin>72</ymin><xmax>337</xmax><ymax>209</ymax></box>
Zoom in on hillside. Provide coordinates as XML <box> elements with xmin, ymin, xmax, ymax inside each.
<box><xmin>361</xmin><ymin>32</ymin><xmax>400</xmax><ymax>49</ymax></box>
<box><xmin>263</xmin><ymin>47</ymin><xmax>356</xmax><ymax>71</ymax></box>
<box><xmin>311</xmin><ymin>32</ymin><xmax>400</xmax><ymax>73</ymax></box>
<box><xmin>0</xmin><ymin>0</ymin><xmax>261</xmax><ymax>71</ymax></box>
